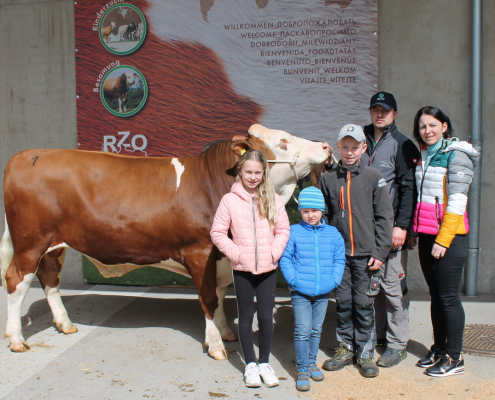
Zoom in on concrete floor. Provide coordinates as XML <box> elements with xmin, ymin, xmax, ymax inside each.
<box><xmin>0</xmin><ymin>283</ymin><xmax>494</xmax><ymax>399</ymax></box>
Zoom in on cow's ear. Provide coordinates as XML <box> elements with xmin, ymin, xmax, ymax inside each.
<box><xmin>232</xmin><ymin>134</ymin><xmax>248</xmax><ymax>142</ymax></box>
<box><xmin>231</xmin><ymin>140</ymin><xmax>251</xmax><ymax>158</ymax></box>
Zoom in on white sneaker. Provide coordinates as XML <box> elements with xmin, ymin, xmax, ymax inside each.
<box><xmin>244</xmin><ymin>362</ymin><xmax>261</xmax><ymax>388</ymax></box>
<box><xmin>259</xmin><ymin>363</ymin><xmax>279</xmax><ymax>387</ymax></box>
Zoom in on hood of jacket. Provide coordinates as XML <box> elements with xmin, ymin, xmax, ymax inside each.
<box><xmin>444</xmin><ymin>138</ymin><xmax>480</xmax><ymax>168</ymax></box>
<box><xmin>230</xmin><ymin>181</ymin><xmax>255</xmax><ymax>203</ymax></box>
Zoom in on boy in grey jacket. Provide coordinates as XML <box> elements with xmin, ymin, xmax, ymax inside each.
<box><xmin>320</xmin><ymin>124</ymin><xmax>394</xmax><ymax>378</ymax></box>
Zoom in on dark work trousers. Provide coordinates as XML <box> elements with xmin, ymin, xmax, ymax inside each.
<box><xmin>233</xmin><ymin>269</ymin><xmax>277</xmax><ymax>365</ymax></box>
<box><xmin>334</xmin><ymin>256</ymin><xmax>376</xmax><ymax>358</ymax></box>
<box><xmin>418</xmin><ymin>234</ymin><xmax>466</xmax><ymax>360</ymax></box>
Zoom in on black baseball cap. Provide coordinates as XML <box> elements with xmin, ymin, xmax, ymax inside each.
<box><xmin>369</xmin><ymin>92</ymin><xmax>397</xmax><ymax>111</ymax></box>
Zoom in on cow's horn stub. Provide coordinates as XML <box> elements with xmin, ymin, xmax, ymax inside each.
<box><xmin>248</xmin><ymin>124</ymin><xmax>267</xmax><ymax>138</ymax></box>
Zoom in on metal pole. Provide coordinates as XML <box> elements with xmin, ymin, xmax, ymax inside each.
<box><xmin>466</xmin><ymin>0</ymin><xmax>483</xmax><ymax>296</ymax></box>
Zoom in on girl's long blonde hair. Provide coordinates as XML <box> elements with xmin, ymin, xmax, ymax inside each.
<box><xmin>236</xmin><ymin>149</ymin><xmax>277</xmax><ymax>226</ymax></box>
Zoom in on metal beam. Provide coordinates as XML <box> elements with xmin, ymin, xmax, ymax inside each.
<box><xmin>466</xmin><ymin>0</ymin><xmax>483</xmax><ymax>296</ymax></box>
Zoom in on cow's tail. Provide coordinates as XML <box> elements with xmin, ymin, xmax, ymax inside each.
<box><xmin>0</xmin><ymin>215</ymin><xmax>14</xmax><ymax>289</ymax></box>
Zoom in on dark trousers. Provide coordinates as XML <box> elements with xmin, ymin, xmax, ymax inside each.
<box><xmin>334</xmin><ymin>256</ymin><xmax>376</xmax><ymax>358</ymax></box>
<box><xmin>418</xmin><ymin>234</ymin><xmax>466</xmax><ymax>359</ymax></box>
<box><xmin>233</xmin><ymin>269</ymin><xmax>277</xmax><ymax>364</ymax></box>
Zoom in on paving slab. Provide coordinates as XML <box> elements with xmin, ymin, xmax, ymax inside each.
<box><xmin>0</xmin><ymin>283</ymin><xmax>494</xmax><ymax>399</ymax></box>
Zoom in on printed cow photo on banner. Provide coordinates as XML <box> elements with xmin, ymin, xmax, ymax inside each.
<box><xmin>99</xmin><ymin>3</ymin><xmax>146</xmax><ymax>55</ymax></box>
<box><xmin>101</xmin><ymin>66</ymin><xmax>148</xmax><ymax>117</ymax></box>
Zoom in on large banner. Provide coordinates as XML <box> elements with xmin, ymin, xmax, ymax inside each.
<box><xmin>75</xmin><ymin>0</ymin><xmax>377</xmax><ymax>157</ymax></box>
<box><xmin>75</xmin><ymin>0</ymin><xmax>377</xmax><ymax>285</ymax></box>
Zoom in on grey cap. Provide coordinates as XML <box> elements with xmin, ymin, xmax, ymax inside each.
<box><xmin>337</xmin><ymin>124</ymin><xmax>365</xmax><ymax>142</ymax></box>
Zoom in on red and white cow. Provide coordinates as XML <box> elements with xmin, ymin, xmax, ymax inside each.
<box><xmin>103</xmin><ymin>72</ymin><xmax>137</xmax><ymax>113</ymax></box>
<box><xmin>1</xmin><ymin>125</ymin><xmax>329</xmax><ymax>360</ymax></box>
<box><xmin>101</xmin><ymin>22</ymin><xmax>116</xmax><ymax>44</ymax></box>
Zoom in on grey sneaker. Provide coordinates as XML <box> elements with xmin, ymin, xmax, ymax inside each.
<box><xmin>322</xmin><ymin>344</ymin><xmax>354</xmax><ymax>371</ymax></box>
<box><xmin>308</xmin><ymin>363</ymin><xmax>324</xmax><ymax>381</ymax></box>
<box><xmin>296</xmin><ymin>371</ymin><xmax>310</xmax><ymax>391</ymax></box>
<box><xmin>377</xmin><ymin>348</ymin><xmax>407</xmax><ymax>367</ymax></box>
<box><xmin>357</xmin><ymin>357</ymin><xmax>379</xmax><ymax>378</ymax></box>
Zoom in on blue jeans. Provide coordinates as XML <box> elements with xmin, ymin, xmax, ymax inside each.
<box><xmin>291</xmin><ymin>290</ymin><xmax>330</xmax><ymax>372</ymax></box>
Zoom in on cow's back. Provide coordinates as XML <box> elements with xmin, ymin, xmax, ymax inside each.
<box><xmin>4</xmin><ymin>149</ymin><xmax>231</xmax><ymax>265</ymax></box>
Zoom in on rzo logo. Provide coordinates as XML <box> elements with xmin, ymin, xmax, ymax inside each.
<box><xmin>103</xmin><ymin>131</ymin><xmax>148</xmax><ymax>156</ymax></box>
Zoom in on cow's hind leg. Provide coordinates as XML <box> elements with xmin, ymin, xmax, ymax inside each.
<box><xmin>186</xmin><ymin>248</ymin><xmax>228</xmax><ymax>360</ymax></box>
<box><xmin>37</xmin><ymin>248</ymin><xmax>78</xmax><ymax>335</ymax></box>
<box><xmin>5</xmin><ymin>255</ymin><xmax>38</xmax><ymax>352</ymax></box>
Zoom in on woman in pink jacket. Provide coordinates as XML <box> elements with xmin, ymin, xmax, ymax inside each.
<box><xmin>211</xmin><ymin>149</ymin><xmax>290</xmax><ymax>388</ymax></box>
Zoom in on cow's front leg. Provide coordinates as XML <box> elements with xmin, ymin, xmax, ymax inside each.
<box><xmin>204</xmin><ymin>316</ymin><xmax>228</xmax><ymax>360</ymax></box>
<box><xmin>122</xmin><ymin>94</ymin><xmax>128</xmax><ymax>112</ymax></box>
<box><xmin>215</xmin><ymin>286</ymin><xmax>237</xmax><ymax>342</ymax></box>
<box><xmin>186</xmin><ymin>248</ymin><xmax>228</xmax><ymax>360</ymax></box>
<box><xmin>118</xmin><ymin>96</ymin><xmax>123</xmax><ymax>113</ymax></box>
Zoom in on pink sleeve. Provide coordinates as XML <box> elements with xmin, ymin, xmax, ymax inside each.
<box><xmin>210</xmin><ymin>195</ymin><xmax>241</xmax><ymax>263</ymax></box>
<box><xmin>271</xmin><ymin>195</ymin><xmax>290</xmax><ymax>262</ymax></box>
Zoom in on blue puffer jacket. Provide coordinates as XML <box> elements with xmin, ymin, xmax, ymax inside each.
<box><xmin>280</xmin><ymin>219</ymin><xmax>346</xmax><ymax>296</ymax></box>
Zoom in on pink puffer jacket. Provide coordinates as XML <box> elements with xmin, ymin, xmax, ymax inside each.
<box><xmin>210</xmin><ymin>181</ymin><xmax>290</xmax><ymax>274</ymax></box>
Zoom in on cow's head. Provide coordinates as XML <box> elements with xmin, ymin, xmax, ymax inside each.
<box><xmin>111</xmin><ymin>22</ymin><xmax>116</xmax><ymax>29</ymax></box>
<box><xmin>247</xmin><ymin>124</ymin><xmax>329</xmax><ymax>203</ymax></box>
<box><xmin>124</xmin><ymin>72</ymin><xmax>137</xmax><ymax>88</ymax></box>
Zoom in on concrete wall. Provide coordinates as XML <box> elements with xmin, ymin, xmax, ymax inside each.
<box><xmin>0</xmin><ymin>0</ymin><xmax>82</xmax><ymax>282</ymax></box>
<box><xmin>0</xmin><ymin>0</ymin><xmax>493</xmax><ymax>292</ymax></box>
<box><xmin>378</xmin><ymin>0</ymin><xmax>494</xmax><ymax>293</ymax></box>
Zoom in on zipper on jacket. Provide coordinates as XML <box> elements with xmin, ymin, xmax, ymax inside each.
<box><xmin>339</xmin><ymin>187</ymin><xmax>345</xmax><ymax>218</ymax></box>
<box><xmin>368</xmin><ymin>127</ymin><xmax>388</xmax><ymax>161</ymax></box>
<box><xmin>347</xmin><ymin>171</ymin><xmax>355</xmax><ymax>256</ymax></box>
<box><xmin>314</xmin><ymin>226</ymin><xmax>320</xmax><ymax>296</ymax></box>
<box><xmin>435</xmin><ymin>196</ymin><xmax>441</xmax><ymax>231</ymax></box>
<box><xmin>252</xmin><ymin>198</ymin><xmax>259</xmax><ymax>273</ymax></box>
<box><xmin>415</xmin><ymin>147</ymin><xmax>443</xmax><ymax>232</ymax></box>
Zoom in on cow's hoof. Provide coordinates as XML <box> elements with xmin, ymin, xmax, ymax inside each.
<box><xmin>209</xmin><ymin>348</ymin><xmax>229</xmax><ymax>361</ymax></box>
<box><xmin>222</xmin><ymin>331</ymin><xmax>238</xmax><ymax>342</ymax></box>
<box><xmin>55</xmin><ymin>321</ymin><xmax>78</xmax><ymax>334</ymax></box>
<box><xmin>10</xmin><ymin>342</ymin><xmax>30</xmax><ymax>352</ymax></box>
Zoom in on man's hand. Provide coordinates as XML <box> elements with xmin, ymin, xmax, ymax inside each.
<box><xmin>368</xmin><ymin>257</ymin><xmax>383</xmax><ymax>271</ymax></box>
<box><xmin>408</xmin><ymin>236</ymin><xmax>418</xmax><ymax>250</ymax></box>
<box><xmin>392</xmin><ymin>227</ymin><xmax>407</xmax><ymax>249</ymax></box>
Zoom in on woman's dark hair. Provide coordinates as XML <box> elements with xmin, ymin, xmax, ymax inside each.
<box><xmin>413</xmin><ymin>106</ymin><xmax>454</xmax><ymax>145</ymax></box>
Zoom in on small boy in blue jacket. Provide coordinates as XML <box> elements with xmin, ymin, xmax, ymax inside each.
<box><xmin>280</xmin><ymin>186</ymin><xmax>346</xmax><ymax>392</ymax></box>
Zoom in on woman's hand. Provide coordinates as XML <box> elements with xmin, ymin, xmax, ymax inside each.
<box><xmin>408</xmin><ymin>236</ymin><xmax>417</xmax><ymax>250</ymax></box>
<box><xmin>431</xmin><ymin>243</ymin><xmax>447</xmax><ymax>259</ymax></box>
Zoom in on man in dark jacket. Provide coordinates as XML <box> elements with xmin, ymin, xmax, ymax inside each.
<box><xmin>361</xmin><ymin>92</ymin><xmax>420</xmax><ymax>368</ymax></box>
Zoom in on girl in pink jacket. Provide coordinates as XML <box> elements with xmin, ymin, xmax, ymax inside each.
<box><xmin>211</xmin><ymin>149</ymin><xmax>290</xmax><ymax>388</ymax></box>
